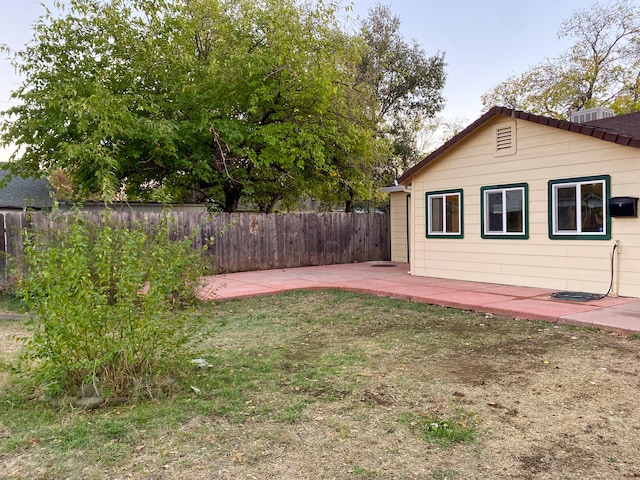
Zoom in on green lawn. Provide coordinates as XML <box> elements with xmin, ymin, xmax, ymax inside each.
<box><xmin>1</xmin><ymin>290</ymin><xmax>639</xmax><ymax>479</ymax></box>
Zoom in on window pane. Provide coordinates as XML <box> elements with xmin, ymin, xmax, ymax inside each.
<box><xmin>430</xmin><ymin>196</ymin><xmax>443</xmax><ymax>232</ymax></box>
<box><xmin>581</xmin><ymin>182</ymin><xmax>604</xmax><ymax>233</ymax></box>
<box><xmin>487</xmin><ymin>192</ymin><xmax>503</xmax><ymax>232</ymax></box>
<box><xmin>550</xmin><ymin>176</ymin><xmax>608</xmax><ymax>238</ymax></box>
<box><xmin>445</xmin><ymin>194</ymin><xmax>460</xmax><ymax>233</ymax></box>
<box><xmin>557</xmin><ymin>186</ymin><xmax>576</xmax><ymax>231</ymax></box>
<box><xmin>505</xmin><ymin>189</ymin><xmax>523</xmax><ymax>233</ymax></box>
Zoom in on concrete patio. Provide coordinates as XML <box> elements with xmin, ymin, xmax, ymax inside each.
<box><xmin>198</xmin><ymin>261</ymin><xmax>640</xmax><ymax>335</ymax></box>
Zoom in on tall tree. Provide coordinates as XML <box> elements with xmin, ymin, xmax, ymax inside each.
<box><xmin>1</xmin><ymin>0</ymin><xmax>375</xmax><ymax>210</ymax></box>
<box><xmin>186</xmin><ymin>0</ymin><xmax>375</xmax><ymax>211</ymax></box>
<box><xmin>481</xmin><ymin>0</ymin><xmax>640</xmax><ymax>119</ymax></box>
<box><xmin>358</xmin><ymin>4</ymin><xmax>446</xmax><ymax>184</ymax></box>
<box><xmin>312</xmin><ymin>3</ymin><xmax>447</xmax><ymax>213</ymax></box>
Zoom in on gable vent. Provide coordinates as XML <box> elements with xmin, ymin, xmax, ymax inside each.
<box><xmin>496</xmin><ymin>126</ymin><xmax>512</xmax><ymax>150</ymax></box>
<box><xmin>494</xmin><ymin>121</ymin><xmax>516</xmax><ymax>156</ymax></box>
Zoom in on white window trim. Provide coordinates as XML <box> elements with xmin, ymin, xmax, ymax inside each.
<box><xmin>426</xmin><ymin>190</ymin><xmax>463</xmax><ymax>237</ymax></box>
<box><xmin>482</xmin><ymin>186</ymin><xmax>526</xmax><ymax>236</ymax></box>
<box><xmin>551</xmin><ymin>178</ymin><xmax>608</xmax><ymax>237</ymax></box>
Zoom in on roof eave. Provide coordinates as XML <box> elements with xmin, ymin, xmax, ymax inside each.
<box><xmin>380</xmin><ymin>185</ymin><xmax>411</xmax><ymax>193</ymax></box>
<box><xmin>398</xmin><ymin>106</ymin><xmax>506</xmax><ymax>184</ymax></box>
<box><xmin>397</xmin><ymin>106</ymin><xmax>640</xmax><ymax>184</ymax></box>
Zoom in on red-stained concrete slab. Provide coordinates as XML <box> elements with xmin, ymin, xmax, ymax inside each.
<box><xmin>417</xmin><ymin>290</ymin><xmax>518</xmax><ymax>310</ymax></box>
<box><xmin>199</xmin><ymin>262</ymin><xmax>640</xmax><ymax>334</ymax></box>
<box><xmin>378</xmin><ymin>284</ymin><xmax>457</xmax><ymax>298</ymax></box>
<box><xmin>559</xmin><ymin>302</ymin><xmax>640</xmax><ymax>334</ymax></box>
<box><xmin>609</xmin><ymin>301</ymin><xmax>640</xmax><ymax>312</ymax></box>
<box><xmin>558</xmin><ymin>312</ymin><xmax>640</xmax><ymax>335</ymax></box>
<box><xmin>211</xmin><ymin>284</ymin><xmax>286</xmax><ymax>300</ymax></box>
<box><xmin>328</xmin><ymin>278</ymin><xmax>411</xmax><ymax>291</ymax></box>
<box><xmin>415</xmin><ymin>278</ymin><xmax>494</xmax><ymax>290</ymax></box>
<box><xmin>473</xmin><ymin>284</ymin><xmax>556</xmax><ymax>298</ymax></box>
<box><xmin>584</xmin><ymin>296</ymin><xmax>640</xmax><ymax>307</ymax></box>
<box><xmin>483</xmin><ymin>298</ymin><xmax>600</xmax><ymax>322</ymax></box>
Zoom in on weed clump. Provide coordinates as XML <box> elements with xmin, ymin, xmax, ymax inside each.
<box><xmin>401</xmin><ymin>411</ymin><xmax>478</xmax><ymax>447</ymax></box>
<box><xmin>15</xmin><ymin>210</ymin><xmax>206</xmax><ymax>401</ymax></box>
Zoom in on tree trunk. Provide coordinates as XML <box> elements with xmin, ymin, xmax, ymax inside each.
<box><xmin>345</xmin><ymin>199</ymin><xmax>354</xmax><ymax>213</ymax></box>
<box><xmin>345</xmin><ymin>187</ymin><xmax>355</xmax><ymax>213</ymax></box>
<box><xmin>223</xmin><ymin>180</ymin><xmax>243</xmax><ymax>212</ymax></box>
<box><xmin>265</xmin><ymin>194</ymin><xmax>282</xmax><ymax>214</ymax></box>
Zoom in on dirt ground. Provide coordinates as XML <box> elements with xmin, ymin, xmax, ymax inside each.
<box><xmin>2</xmin><ymin>294</ymin><xmax>640</xmax><ymax>479</ymax></box>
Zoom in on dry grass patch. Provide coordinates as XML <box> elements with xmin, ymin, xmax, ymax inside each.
<box><xmin>0</xmin><ymin>319</ymin><xmax>27</xmax><ymax>388</ymax></box>
<box><xmin>1</xmin><ymin>290</ymin><xmax>640</xmax><ymax>479</ymax></box>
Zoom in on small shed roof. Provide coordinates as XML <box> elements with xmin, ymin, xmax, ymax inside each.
<box><xmin>398</xmin><ymin>106</ymin><xmax>640</xmax><ymax>184</ymax></box>
<box><xmin>0</xmin><ymin>170</ymin><xmax>55</xmax><ymax>210</ymax></box>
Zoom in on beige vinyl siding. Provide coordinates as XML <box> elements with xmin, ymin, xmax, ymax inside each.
<box><xmin>409</xmin><ymin>116</ymin><xmax>640</xmax><ymax>298</ymax></box>
<box><xmin>388</xmin><ymin>191</ymin><xmax>409</xmax><ymax>263</ymax></box>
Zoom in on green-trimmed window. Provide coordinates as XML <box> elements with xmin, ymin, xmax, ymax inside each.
<box><xmin>548</xmin><ymin>175</ymin><xmax>610</xmax><ymax>240</ymax></box>
<box><xmin>481</xmin><ymin>183</ymin><xmax>528</xmax><ymax>239</ymax></box>
<box><xmin>426</xmin><ymin>189</ymin><xmax>463</xmax><ymax>238</ymax></box>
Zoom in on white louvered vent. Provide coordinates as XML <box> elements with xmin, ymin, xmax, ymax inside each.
<box><xmin>496</xmin><ymin>126</ymin><xmax>512</xmax><ymax>150</ymax></box>
<box><xmin>494</xmin><ymin>121</ymin><xmax>516</xmax><ymax>156</ymax></box>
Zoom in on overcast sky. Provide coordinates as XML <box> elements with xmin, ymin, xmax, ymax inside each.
<box><xmin>0</xmin><ymin>0</ymin><xmax>619</xmax><ymax>162</ymax></box>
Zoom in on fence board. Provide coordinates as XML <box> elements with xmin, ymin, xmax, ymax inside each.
<box><xmin>5</xmin><ymin>213</ymin><xmax>25</xmax><ymax>261</ymax></box>
<box><xmin>0</xmin><ymin>215</ymin><xmax>5</xmax><ymax>276</ymax></box>
<box><xmin>0</xmin><ymin>211</ymin><xmax>390</xmax><ymax>278</ymax></box>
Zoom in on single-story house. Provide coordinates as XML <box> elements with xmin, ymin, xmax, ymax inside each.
<box><xmin>383</xmin><ymin>106</ymin><xmax>640</xmax><ymax>298</ymax></box>
<box><xmin>0</xmin><ymin>170</ymin><xmax>55</xmax><ymax>212</ymax></box>
<box><xmin>0</xmin><ymin>169</ymin><xmax>208</xmax><ymax>215</ymax></box>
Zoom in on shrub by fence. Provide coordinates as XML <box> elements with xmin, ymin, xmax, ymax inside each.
<box><xmin>0</xmin><ymin>211</ymin><xmax>390</xmax><ymax>276</ymax></box>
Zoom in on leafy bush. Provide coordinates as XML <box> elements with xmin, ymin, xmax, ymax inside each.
<box><xmin>15</xmin><ymin>210</ymin><xmax>207</xmax><ymax>399</ymax></box>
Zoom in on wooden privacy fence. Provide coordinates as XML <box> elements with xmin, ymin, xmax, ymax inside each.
<box><xmin>0</xmin><ymin>211</ymin><xmax>390</xmax><ymax>275</ymax></box>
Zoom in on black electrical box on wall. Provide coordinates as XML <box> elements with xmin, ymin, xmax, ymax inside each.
<box><xmin>609</xmin><ymin>196</ymin><xmax>638</xmax><ymax>217</ymax></box>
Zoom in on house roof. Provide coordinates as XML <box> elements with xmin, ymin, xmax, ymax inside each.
<box><xmin>584</xmin><ymin>111</ymin><xmax>640</xmax><ymax>138</ymax></box>
<box><xmin>0</xmin><ymin>170</ymin><xmax>55</xmax><ymax>209</ymax></box>
<box><xmin>398</xmin><ymin>106</ymin><xmax>640</xmax><ymax>184</ymax></box>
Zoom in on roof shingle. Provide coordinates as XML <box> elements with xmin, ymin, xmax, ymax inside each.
<box><xmin>0</xmin><ymin>170</ymin><xmax>54</xmax><ymax>209</ymax></box>
<box><xmin>398</xmin><ymin>107</ymin><xmax>640</xmax><ymax>184</ymax></box>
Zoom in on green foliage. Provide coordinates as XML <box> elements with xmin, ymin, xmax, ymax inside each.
<box><xmin>338</xmin><ymin>3</ymin><xmax>446</xmax><ymax>207</ymax></box>
<box><xmin>0</xmin><ymin>290</ymin><xmax>25</xmax><ymax>313</ymax></box>
<box><xmin>400</xmin><ymin>412</ymin><xmax>478</xmax><ymax>448</ymax></box>
<box><xmin>1</xmin><ymin>0</ymin><xmax>445</xmax><ymax>212</ymax></box>
<box><xmin>15</xmin><ymin>210</ymin><xmax>206</xmax><ymax>398</ymax></box>
<box><xmin>0</xmin><ymin>0</ymin><xmax>363</xmax><ymax>208</ymax></box>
